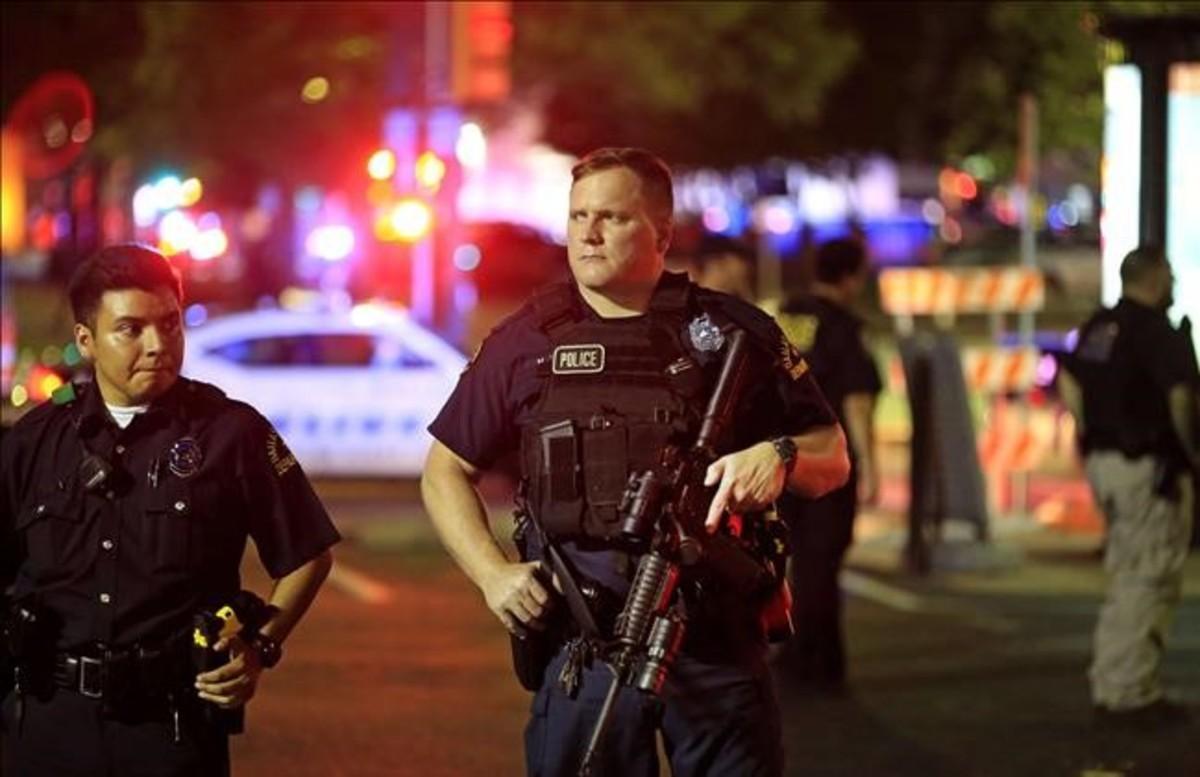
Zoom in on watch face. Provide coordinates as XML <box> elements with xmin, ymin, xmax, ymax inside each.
<box><xmin>773</xmin><ymin>437</ymin><xmax>798</xmax><ymax>467</ymax></box>
<box><xmin>256</xmin><ymin>636</ymin><xmax>282</xmax><ymax>668</ymax></box>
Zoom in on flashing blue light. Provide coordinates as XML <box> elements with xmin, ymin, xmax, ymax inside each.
<box><xmin>453</xmin><ymin>243</ymin><xmax>482</xmax><ymax>272</ymax></box>
<box><xmin>294</xmin><ymin>187</ymin><xmax>323</xmax><ymax>213</ymax></box>
<box><xmin>185</xmin><ymin>304</ymin><xmax>209</xmax><ymax>327</ymax></box>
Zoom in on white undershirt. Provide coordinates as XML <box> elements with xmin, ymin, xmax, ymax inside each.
<box><xmin>106</xmin><ymin>402</ymin><xmax>150</xmax><ymax>429</ymax></box>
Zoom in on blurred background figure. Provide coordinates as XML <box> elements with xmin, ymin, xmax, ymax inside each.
<box><xmin>689</xmin><ymin>234</ymin><xmax>757</xmax><ymax>303</ymax></box>
<box><xmin>1058</xmin><ymin>245</ymin><xmax>1197</xmax><ymax>730</ymax></box>
<box><xmin>775</xmin><ymin>237</ymin><xmax>882</xmax><ymax>694</ymax></box>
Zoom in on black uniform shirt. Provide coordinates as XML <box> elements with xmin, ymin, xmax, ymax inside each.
<box><xmin>429</xmin><ymin>278</ymin><xmax>836</xmax><ymax>594</ymax></box>
<box><xmin>1064</xmin><ymin>298</ymin><xmax>1193</xmax><ymax>458</ymax></box>
<box><xmin>0</xmin><ymin>376</ymin><xmax>341</xmax><ymax>650</ymax></box>
<box><xmin>777</xmin><ymin>295</ymin><xmax>882</xmax><ymax>436</ymax></box>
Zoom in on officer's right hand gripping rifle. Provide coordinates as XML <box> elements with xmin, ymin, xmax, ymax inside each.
<box><xmin>578</xmin><ymin>329</ymin><xmax>767</xmax><ymax>777</ymax></box>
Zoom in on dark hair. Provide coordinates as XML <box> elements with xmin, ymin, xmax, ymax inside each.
<box><xmin>571</xmin><ymin>147</ymin><xmax>674</xmax><ymax>227</ymax></box>
<box><xmin>814</xmin><ymin>238</ymin><xmax>867</xmax><ymax>284</ymax></box>
<box><xmin>1119</xmin><ymin>244</ymin><xmax>1168</xmax><ymax>287</ymax></box>
<box><xmin>694</xmin><ymin>234</ymin><xmax>754</xmax><ymax>271</ymax></box>
<box><xmin>68</xmin><ymin>243</ymin><xmax>183</xmax><ymax>326</ymax></box>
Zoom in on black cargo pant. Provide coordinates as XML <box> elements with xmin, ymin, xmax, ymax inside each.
<box><xmin>1</xmin><ymin>689</ymin><xmax>229</xmax><ymax>777</ymax></box>
<box><xmin>782</xmin><ymin>468</ymin><xmax>858</xmax><ymax>688</ymax></box>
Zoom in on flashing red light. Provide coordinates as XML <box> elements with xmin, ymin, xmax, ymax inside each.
<box><xmin>955</xmin><ymin>172</ymin><xmax>978</xmax><ymax>200</ymax></box>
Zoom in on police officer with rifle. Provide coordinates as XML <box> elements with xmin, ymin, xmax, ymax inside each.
<box><xmin>422</xmin><ymin>147</ymin><xmax>849</xmax><ymax>776</ymax></box>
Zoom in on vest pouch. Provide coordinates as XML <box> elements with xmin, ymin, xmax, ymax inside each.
<box><xmin>581</xmin><ymin>424</ymin><xmax>629</xmax><ymax>537</ymax></box>
<box><xmin>536</xmin><ymin>420</ymin><xmax>584</xmax><ymax>536</ymax></box>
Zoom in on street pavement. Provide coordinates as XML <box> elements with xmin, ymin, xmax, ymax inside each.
<box><xmin>226</xmin><ymin>479</ymin><xmax>1200</xmax><ymax>777</ymax></box>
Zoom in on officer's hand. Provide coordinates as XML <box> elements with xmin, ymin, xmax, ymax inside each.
<box><xmin>482</xmin><ymin>561</ymin><xmax>553</xmax><ymax>637</ymax></box>
<box><xmin>195</xmin><ymin>635</ymin><xmax>263</xmax><ymax>709</ymax></box>
<box><xmin>703</xmin><ymin>441</ymin><xmax>787</xmax><ymax>532</ymax></box>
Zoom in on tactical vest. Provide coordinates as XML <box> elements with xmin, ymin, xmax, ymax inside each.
<box><xmin>520</xmin><ymin>273</ymin><xmax>711</xmax><ymax>542</ymax></box>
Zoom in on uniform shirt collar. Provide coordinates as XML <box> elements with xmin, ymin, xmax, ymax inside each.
<box><xmin>74</xmin><ymin>375</ymin><xmax>191</xmax><ymax>436</ymax></box>
<box><xmin>1116</xmin><ymin>297</ymin><xmax>1166</xmax><ymax>318</ymax></box>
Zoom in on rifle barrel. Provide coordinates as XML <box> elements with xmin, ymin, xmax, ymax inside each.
<box><xmin>696</xmin><ymin>330</ymin><xmax>749</xmax><ymax>452</ymax></box>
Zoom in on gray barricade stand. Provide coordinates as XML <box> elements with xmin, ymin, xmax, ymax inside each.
<box><xmin>899</xmin><ymin>332</ymin><xmax>1018</xmax><ymax>575</ymax></box>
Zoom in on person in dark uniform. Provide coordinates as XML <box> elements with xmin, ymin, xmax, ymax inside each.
<box><xmin>775</xmin><ymin>237</ymin><xmax>882</xmax><ymax>694</ymax></box>
<box><xmin>421</xmin><ymin>147</ymin><xmax>849</xmax><ymax>776</ymax></box>
<box><xmin>1058</xmin><ymin>245</ymin><xmax>1197</xmax><ymax>730</ymax></box>
<box><xmin>1</xmin><ymin>244</ymin><xmax>340</xmax><ymax>776</ymax></box>
<box><xmin>690</xmin><ymin>234</ymin><xmax>757</xmax><ymax>303</ymax></box>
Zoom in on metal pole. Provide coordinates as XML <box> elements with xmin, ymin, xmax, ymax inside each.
<box><xmin>756</xmin><ymin>229</ymin><xmax>782</xmax><ymax>307</ymax></box>
<box><xmin>1013</xmin><ymin>93</ymin><xmax>1039</xmax><ymax>519</ymax></box>
<box><xmin>1138</xmin><ymin>53</ymin><xmax>1169</xmax><ymax>246</ymax></box>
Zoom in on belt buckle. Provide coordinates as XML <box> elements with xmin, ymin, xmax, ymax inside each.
<box><xmin>78</xmin><ymin>655</ymin><xmax>104</xmax><ymax>699</ymax></box>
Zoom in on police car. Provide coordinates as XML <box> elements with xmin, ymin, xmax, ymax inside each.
<box><xmin>182</xmin><ymin>302</ymin><xmax>466</xmax><ymax>477</ymax></box>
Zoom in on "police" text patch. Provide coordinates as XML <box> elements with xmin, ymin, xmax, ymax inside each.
<box><xmin>552</xmin><ymin>344</ymin><xmax>606</xmax><ymax>374</ymax></box>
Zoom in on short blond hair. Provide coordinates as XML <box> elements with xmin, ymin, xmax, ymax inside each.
<box><xmin>571</xmin><ymin>147</ymin><xmax>674</xmax><ymax>227</ymax></box>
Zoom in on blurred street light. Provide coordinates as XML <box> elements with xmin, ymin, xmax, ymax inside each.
<box><xmin>367</xmin><ymin>149</ymin><xmax>397</xmax><ymax>181</ymax></box>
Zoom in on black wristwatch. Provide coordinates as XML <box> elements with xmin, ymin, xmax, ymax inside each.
<box><xmin>770</xmin><ymin>436</ymin><xmax>798</xmax><ymax>475</ymax></box>
<box><xmin>250</xmin><ymin>633</ymin><xmax>283</xmax><ymax>669</ymax></box>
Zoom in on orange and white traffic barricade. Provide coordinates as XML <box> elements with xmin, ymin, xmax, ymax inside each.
<box><xmin>879</xmin><ymin>267</ymin><xmax>1044</xmax><ymax>318</ymax></box>
<box><xmin>961</xmin><ymin>346</ymin><xmax>1040</xmax><ymax>394</ymax></box>
<box><xmin>887</xmin><ymin>345</ymin><xmax>1040</xmax><ymax>396</ymax></box>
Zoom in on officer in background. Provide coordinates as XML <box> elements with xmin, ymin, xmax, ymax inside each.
<box><xmin>1</xmin><ymin>244</ymin><xmax>341</xmax><ymax>775</ymax></box>
<box><xmin>690</xmin><ymin>234</ymin><xmax>757</xmax><ymax>303</ymax></box>
<box><xmin>1059</xmin><ymin>244</ymin><xmax>1198</xmax><ymax>730</ymax></box>
<box><xmin>775</xmin><ymin>237</ymin><xmax>882</xmax><ymax>694</ymax></box>
<box><xmin>421</xmin><ymin>147</ymin><xmax>849</xmax><ymax>776</ymax></box>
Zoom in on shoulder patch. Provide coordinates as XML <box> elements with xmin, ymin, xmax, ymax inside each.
<box><xmin>779</xmin><ymin>338</ymin><xmax>810</xmax><ymax>380</ymax></box>
<box><xmin>266</xmin><ymin>431</ymin><xmax>298</xmax><ymax>477</ymax></box>
<box><xmin>1077</xmin><ymin>321</ymin><xmax>1119</xmax><ymax>363</ymax></box>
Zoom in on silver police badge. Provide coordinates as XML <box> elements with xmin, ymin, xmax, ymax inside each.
<box><xmin>687</xmin><ymin>314</ymin><xmax>725</xmax><ymax>353</ymax></box>
<box><xmin>167</xmin><ymin>436</ymin><xmax>203</xmax><ymax>479</ymax></box>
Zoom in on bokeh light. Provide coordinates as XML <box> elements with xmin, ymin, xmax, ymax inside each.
<box><xmin>301</xmin><ymin>76</ymin><xmax>330</xmax><ymax>104</ymax></box>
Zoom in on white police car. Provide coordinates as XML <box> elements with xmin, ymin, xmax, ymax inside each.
<box><xmin>182</xmin><ymin>302</ymin><xmax>466</xmax><ymax>477</ymax></box>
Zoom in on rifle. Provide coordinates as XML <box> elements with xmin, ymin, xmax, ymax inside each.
<box><xmin>578</xmin><ymin>329</ymin><xmax>762</xmax><ymax>777</ymax></box>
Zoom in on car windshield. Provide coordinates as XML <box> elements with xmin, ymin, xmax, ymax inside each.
<box><xmin>207</xmin><ymin>333</ymin><xmax>434</xmax><ymax>368</ymax></box>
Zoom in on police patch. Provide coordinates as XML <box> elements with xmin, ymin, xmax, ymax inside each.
<box><xmin>552</xmin><ymin>344</ymin><xmax>605</xmax><ymax>374</ymax></box>
<box><xmin>779</xmin><ymin>339</ymin><xmax>810</xmax><ymax>380</ymax></box>
<box><xmin>687</xmin><ymin>314</ymin><xmax>725</xmax><ymax>353</ymax></box>
<box><xmin>266</xmin><ymin>431</ymin><xmax>298</xmax><ymax>476</ymax></box>
<box><xmin>167</xmin><ymin>436</ymin><xmax>203</xmax><ymax>479</ymax></box>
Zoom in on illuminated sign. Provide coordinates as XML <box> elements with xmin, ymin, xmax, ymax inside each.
<box><xmin>1102</xmin><ymin>62</ymin><xmax>1200</xmax><ymax>359</ymax></box>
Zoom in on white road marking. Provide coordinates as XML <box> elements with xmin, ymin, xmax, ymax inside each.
<box><xmin>327</xmin><ymin>561</ymin><xmax>394</xmax><ymax>604</ymax></box>
<box><xmin>840</xmin><ymin>569</ymin><xmax>1021</xmax><ymax>634</ymax></box>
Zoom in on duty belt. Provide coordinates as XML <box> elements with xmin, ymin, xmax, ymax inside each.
<box><xmin>52</xmin><ymin>638</ymin><xmax>187</xmax><ymax>701</ymax></box>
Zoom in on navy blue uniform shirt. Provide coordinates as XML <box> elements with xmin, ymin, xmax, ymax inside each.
<box><xmin>0</xmin><ymin>376</ymin><xmax>341</xmax><ymax>650</ymax></box>
<box><xmin>1064</xmin><ymin>298</ymin><xmax>1194</xmax><ymax>459</ymax></box>
<box><xmin>429</xmin><ymin>278</ymin><xmax>836</xmax><ymax>598</ymax></box>
<box><xmin>778</xmin><ymin>295</ymin><xmax>882</xmax><ymax>441</ymax></box>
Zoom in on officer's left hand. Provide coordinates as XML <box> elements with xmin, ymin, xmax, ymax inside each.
<box><xmin>703</xmin><ymin>441</ymin><xmax>787</xmax><ymax>532</ymax></box>
<box><xmin>195</xmin><ymin>635</ymin><xmax>264</xmax><ymax>709</ymax></box>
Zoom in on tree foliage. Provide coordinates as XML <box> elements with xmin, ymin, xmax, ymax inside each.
<box><xmin>3</xmin><ymin>2</ymin><xmax>398</xmax><ymax>202</ymax></box>
<box><xmin>514</xmin><ymin>1</ymin><xmax>1194</xmax><ymax>176</ymax></box>
<box><xmin>511</xmin><ymin>1</ymin><xmax>858</xmax><ymax>167</ymax></box>
<box><xmin>4</xmin><ymin>0</ymin><xmax>1194</xmax><ymax>190</ymax></box>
